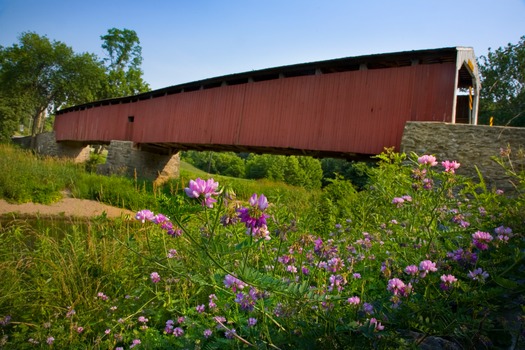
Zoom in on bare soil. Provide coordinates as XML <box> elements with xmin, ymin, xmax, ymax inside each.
<box><xmin>0</xmin><ymin>197</ymin><xmax>135</xmax><ymax>219</ymax></box>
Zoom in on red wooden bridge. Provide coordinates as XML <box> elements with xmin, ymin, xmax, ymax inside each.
<box><xmin>54</xmin><ymin>47</ymin><xmax>480</xmax><ymax>161</ymax></box>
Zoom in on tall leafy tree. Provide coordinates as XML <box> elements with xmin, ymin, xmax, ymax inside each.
<box><xmin>101</xmin><ymin>28</ymin><xmax>150</xmax><ymax>97</ymax></box>
<box><xmin>478</xmin><ymin>35</ymin><xmax>525</xmax><ymax>126</ymax></box>
<box><xmin>0</xmin><ymin>32</ymin><xmax>107</xmax><ymax>138</ymax></box>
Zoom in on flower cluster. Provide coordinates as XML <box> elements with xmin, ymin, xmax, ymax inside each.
<box><xmin>224</xmin><ymin>274</ymin><xmax>247</xmax><ymax>292</ymax></box>
<box><xmin>419</xmin><ymin>260</ymin><xmax>438</xmax><ymax>278</ymax></box>
<box><xmin>237</xmin><ymin>193</ymin><xmax>271</xmax><ymax>240</ymax></box>
<box><xmin>234</xmin><ymin>288</ymin><xmax>260</xmax><ymax>312</ymax></box>
<box><xmin>135</xmin><ymin>210</ymin><xmax>182</xmax><ymax>237</ymax></box>
<box><xmin>418</xmin><ymin>155</ymin><xmax>438</xmax><ymax>166</ymax></box>
<box><xmin>439</xmin><ymin>274</ymin><xmax>458</xmax><ymax>291</ymax></box>
<box><xmin>442</xmin><ymin>160</ymin><xmax>461</xmax><ymax>173</ymax></box>
<box><xmin>468</xmin><ymin>268</ymin><xmax>489</xmax><ymax>282</ymax></box>
<box><xmin>472</xmin><ymin>231</ymin><xmax>493</xmax><ymax>250</ymax></box>
<box><xmin>150</xmin><ymin>272</ymin><xmax>161</xmax><ymax>284</ymax></box>
<box><xmin>392</xmin><ymin>195</ymin><xmax>412</xmax><ymax>207</ymax></box>
<box><xmin>184</xmin><ymin>177</ymin><xmax>220</xmax><ymax>208</ymax></box>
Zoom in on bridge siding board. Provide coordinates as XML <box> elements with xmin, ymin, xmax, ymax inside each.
<box><xmin>54</xmin><ymin>53</ymin><xmax>463</xmax><ymax>157</ymax></box>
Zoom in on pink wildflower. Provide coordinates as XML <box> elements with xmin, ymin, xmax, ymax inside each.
<box><xmin>419</xmin><ymin>260</ymin><xmax>437</xmax><ymax>278</ymax></box>
<box><xmin>387</xmin><ymin>278</ymin><xmax>409</xmax><ymax>296</ymax></box>
<box><xmin>369</xmin><ymin>318</ymin><xmax>385</xmax><ymax>331</ymax></box>
<box><xmin>418</xmin><ymin>155</ymin><xmax>438</xmax><ymax>166</ymax></box>
<box><xmin>404</xmin><ymin>265</ymin><xmax>418</xmax><ymax>276</ymax></box>
<box><xmin>392</xmin><ymin>197</ymin><xmax>405</xmax><ymax>207</ymax></box>
<box><xmin>347</xmin><ymin>296</ymin><xmax>361</xmax><ymax>305</ymax></box>
<box><xmin>442</xmin><ymin>160</ymin><xmax>460</xmax><ymax>173</ymax></box>
<box><xmin>150</xmin><ymin>272</ymin><xmax>161</xmax><ymax>283</ymax></box>
<box><xmin>440</xmin><ymin>274</ymin><xmax>458</xmax><ymax>291</ymax></box>
<box><xmin>184</xmin><ymin>178</ymin><xmax>220</xmax><ymax>208</ymax></box>
<box><xmin>135</xmin><ymin>209</ymin><xmax>154</xmax><ymax>223</ymax></box>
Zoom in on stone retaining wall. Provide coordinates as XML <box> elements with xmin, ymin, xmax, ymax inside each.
<box><xmin>400</xmin><ymin>122</ymin><xmax>525</xmax><ymax>192</ymax></box>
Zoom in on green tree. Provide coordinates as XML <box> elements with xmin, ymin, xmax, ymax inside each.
<box><xmin>298</xmin><ymin>156</ymin><xmax>323</xmax><ymax>189</ymax></box>
<box><xmin>478</xmin><ymin>35</ymin><xmax>525</xmax><ymax>126</ymax></box>
<box><xmin>101</xmin><ymin>28</ymin><xmax>149</xmax><ymax>97</ymax></box>
<box><xmin>0</xmin><ymin>32</ymin><xmax>107</xmax><ymax>139</ymax></box>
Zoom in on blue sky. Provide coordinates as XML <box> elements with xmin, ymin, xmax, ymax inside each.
<box><xmin>1</xmin><ymin>0</ymin><xmax>524</xmax><ymax>90</ymax></box>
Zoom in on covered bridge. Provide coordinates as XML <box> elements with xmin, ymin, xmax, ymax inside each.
<box><xmin>53</xmin><ymin>47</ymin><xmax>480</xmax><ymax>181</ymax></box>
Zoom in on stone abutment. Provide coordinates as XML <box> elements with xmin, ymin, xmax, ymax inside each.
<box><xmin>400</xmin><ymin>122</ymin><xmax>525</xmax><ymax>192</ymax></box>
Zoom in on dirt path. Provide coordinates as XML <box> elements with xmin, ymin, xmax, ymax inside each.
<box><xmin>0</xmin><ymin>197</ymin><xmax>135</xmax><ymax>219</ymax></box>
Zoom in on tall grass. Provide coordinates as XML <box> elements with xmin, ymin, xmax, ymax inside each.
<box><xmin>0</xmin><ymin>143</ymin><xmax>317</xmax><ymax>215</ymax></box>
<box><xmin>0</xmin><ymin>144</ymin><xmax>523</xmax><ymax>349</ymax></box>
<box><xmin>0</xmin><ymin>144</ymin><xmax>81</xmax><ymax>204</ymax></box>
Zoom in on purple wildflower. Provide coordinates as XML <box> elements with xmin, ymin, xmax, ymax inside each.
<box><xmin>370</xmin><ymin>318</ymin><xmax>385</xmax><ymax>331</ymax></box>
<box><xmin>363</xmin><ymin>303</ymin><xmax>374</xmax><ymax>314</ymax></box>
<box><xmin>247</xmin><ymin>318</ymin><xmax>257</xmax><ymax>327</ymax></box>
<box><xmin>392</xmin><ymin>197</ymin><xmax>405</xmax><ymax>207</ymax></box>
<box><xmin>46</xmin><ymin>337</ymin><xmax>54</xmax><ymax>345</ymax></box>
<box><xmin>150</xmin><ymin>272</ymin><xmax>161</xmax><ymax>283</ymax></box>
<box><xmin>223</xmin><ymin>274</ymin><xmax>246</xmax><ymax>292</ymax></box>
<box><xmin>0</xmin><ymin>315</ymin><xmax>11</xmax><ymax>326</ymax></box>
<box><xmin>404</xmin><ymin>265</ymin><xmax>418</xmax><ymax>276</ymax></box>
<box><xmin>208</xmin><ymin>294</ymin><xmax>218</xmax><ymax>309</ymax></box>
<box><xmin>472</xmin><ymin>231</ymin><xmax>493</xmax><ymax>250</ymax></box>
<box><xmin>447</xmin><ymin>248</ymin><xmax>477</xmax><ymax>266</ymax></box>
<box><xmin>167</xmin><ymin>249</ymin><xmax>178</xmax><ymax>258</ymax></box>
<box><xmin>196</xmin><ymin>304</ymin><xmax>205</xmax><ymax>313</ymax></box>
<box><xmin>234</xmin><ymin>288</ymin><xmax>259</xmax><ymax>311</ymax></box>
<box><xmin>65</xmin><ymin>307</ymin><xmax>76</xmax><ymax>318</ymax></box>
<box><xmin>77</xmin><ymin>327</ymin><xmax>84</xmax><ymax>333</ymax></box>
<box><xmin>224</xmin><ymin>328</ymin><xmax>236</xmax><ymax>339</ymax></box>
<box><xmin>130</xmin><ymin>339</ymin><xmax>141</xmax><ymax>348</ymax></box>
<box><xmin>468</xmin><ymin>268</ymin><xmax>489</xmax><ymax>281</ymax></box>
<box><xmin>203</xmin><ymin>329</ymin><xmax>213</xmax><ymax>338</ymax></box>
<box><xmin>237</xmin><ymin>193</ymin><xmax>270</xmax><ymax>240</ymax></box>
<box><xmin>165</xmin><ymin>319</ymin><xmax>174</xmax><ymax>334</ymax></box>
<box><xmin>327</xmin><ymin>257</ymin><xmax>345</xmax><ymax>272</ymax></box>
<box><xmin>387</xmin><ymin>278</ymin><xmax>409</xmax><ymax>296</ymax></box>
<box><xmin>347</xmin><ymin>296</ymin><xmax>360</xmax><ymax>305</ymax></box>
<box><xmin>135</xmin><ymin>209</ymin><xmax>154</xmax><ymax>223</ymax></box>
<box><xmin>440</xmin><ymin>274</ymin><xmax>458</xmax><ymax>291</ymax></box>
<box><xmin>153</xmin><ymin>213</ymin><xmax>169</xmax><ymax>224</ymax></box>
<box><xmin>97</xmin><ymin>292</ymin><xmax>108</xmax><ymax>301</ymax></box>
<box><xmin>328</xmin><ymin>274</ymin><xmax>347</xmax><ymax>292</ymax></box>
<box><xmin>184</xmin><ymin>178</ymin><xmax>220</xmax><ymax>208</ymax></box>
<box><xmin>173</xmin><ymin>327</ymin><xmax>184</xmax><ymax>337</ymax></box>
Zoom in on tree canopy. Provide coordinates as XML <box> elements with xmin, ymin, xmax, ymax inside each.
<box><xmin>101</xmin><ymin>28</ymin><xmax>149</xmax><ymax>97</ymax></box>
<box><xmin>478</xmin><ymin>35</ymin><xmax>525</xmax><ymax>126</ymax></box>
<box><xmin>0</xmin><ymin>28</ymin><xmax>150</xmax><ymax>141</ymax></box>
<box><xmin>0</xmin><ymin>32</ymin><xmax>107</xmax><ymax>137</ymax></box>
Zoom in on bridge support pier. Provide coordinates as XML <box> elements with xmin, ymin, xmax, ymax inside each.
<box><xmin>98</xmin><ymin>140</ymin><xmax>180</xmax><ymax>185</ymax></box>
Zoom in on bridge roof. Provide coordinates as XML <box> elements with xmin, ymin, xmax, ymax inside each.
<box><xmin>57</xmin><ymin>46</ymin><xmax>472</xmax><ymax>114</ymax></box>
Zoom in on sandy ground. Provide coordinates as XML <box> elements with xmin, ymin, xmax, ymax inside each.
<box><xmin>0</xmin><ymin>197</ymin><xmax>135</xmax><ymax>219</ymax></box>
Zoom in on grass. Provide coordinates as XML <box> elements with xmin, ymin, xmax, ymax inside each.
<box><xmin>0</xmin><ymin>143</ymin><xmax>523</xmax><ymax>349</ymax></box>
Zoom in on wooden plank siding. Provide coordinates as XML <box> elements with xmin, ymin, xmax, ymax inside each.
<box><xmin>54</xmin><ymin>48</ymin><xmax>473</xmax><ymax>158</ymax></box>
